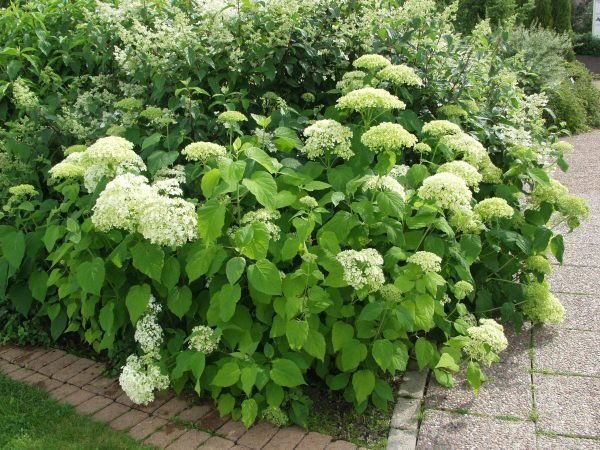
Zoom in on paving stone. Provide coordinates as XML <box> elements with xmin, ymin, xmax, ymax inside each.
<box><xmin>547</xmin><ymin>265</ymin><xmax>600</xmax><ymax>295</ymax></box>
<box><xmin>537</xmin><ymin>434</ymin><xmax>600</xmax><ymax>449</ymax></box>
<box><xmin>557</xmin><ymin>242</ymin><xmax>600</xmax><ymax>267</ymax></box>
<box><xmin>52</xmin><ymin>357</ymin><xmax>95</xmax><ymax>382</ymax></box>
<box><xmin>145</xmin><ymin>423</ymin><xmax>187</xmax><ymax>448</ymax></box>
<box><xmin>128</xmin><ymin>416</ymin><xmax>169</xmax><ymax>440</ymax></box>
<box><xmin>216</xmin><ymin>420</ymin><xmax>248</xmax><ymax>442</ymax></box>
<box><xmin>62</xmin><ymin>388</ymin><xmax>95</xmax><ymax>407</ymax></box>
<box><xmin>75</xmin><ymin>396</ymin><xmax>114</xmax><ymax>415</ymax></box>
<box><xmin>534</xmin><ymin>328</ymin><xmax>599</xmax><ymax>376</ymax></box>
<box><xmin>391</xmin><ymin>397</ymin><xmax>421</xmax><ymax>430</ymax></box>
<box><xmin>534</xmin><ymin>373</ymin><xmax>600</xmax><ymax>438</ymax></box>
<box><xmin>425</xmin><ymin>326</ymin><xmax>533</xmax><ymax>419</ymax></box>
<box><xmin>200</xmin><ymin>436</ymin><xmax>235</xmax><ymax>449</ymax></box>
<box><xmin>84</xmin><ymin>376</ymin><xmax>122</xmax><ymax>399</ymax></box>
<box><xmin>8</xmin><ymin>367</ymin><xmax>36</xmax><ymax>381</ymax></box>
<box><xmin>166</xmin><ymin>429</ymin><xmax>211</xmax><ymax>449</ymax></box>
<box><xmin>154</xmin><ymin>396</ymin><xmax>190</xmax><ymax>419</ymax></box>
<box><xmin>38</xmin><ymin>354</ymin><xmax>79</xmax><ymax>376</ymax></box>
<box><xmin>262</xmin><ymin>427</ymin><xmax>306</xmax><ymax>450</ymax></box>
<box><xmin>49</xmin><ymin>383</ymin><xmax>79</xmax><ymax>401</ymax></box>
<box><xmin>416</xmin><ymin>410</ymin><xmax>536</xmax><ymax>449</ymax></box>
<box><xmin>116</xmin><ymin>392</ymin><xmax>137</xmax><ymax>408</ymax></box>
<box><xmin>0</xmin><ymin>346</ymin><xmax>32</xmax><ymax>363</ymax></box>
<box><xmin>227</xmin><ymin>446</ymin><xmax>250</xmax><ymax>450</ymax></box>
<box><xmin>197</xmin><ymin>410</ymin><xmax>229</xmax><ymax>431</ymax></box>
<box><xmin>178</xmin><ymin>404</ymin><xmax>213</xmax><ymax>423</ymax></box>
<box><xmin>325</xmin><ymin>441</ymin><xmax>357</xmax><ymax>450</ymax></box>
<box><xmin>558</xmin><ymin>294</ymin><xmax>600</xmax><ymax>331</ymax></box>
<box><xmin>0</xmin><ymin>360</ymin><xmax>20</xmax><ymax>374</ymax></box>
<box><xmin>236</xmin><ymin>421</ymin><xmax>279</xmax><ymax>449</ymax></box>
<box><xmin>296</xmin><ymin>431</ymin><xmax>332</xmax><ymax>450</ymax></box>
<box><xmin>13</xmin><ymin>348</ymin><xmax>49</xmax><ymax>366</ymax></box>
<box><xmin>21</xmin><ymin>372</ymin><xmax>52</xmax><ymax>387</ymax></box>
<box><xmin>70</xmin><ymin>362</ymin><xmax>105</xmax><ymax>387</ymax></box>
<box><xmin>387</xmin><ymin>428</ymin><xmax>417</xmax><ymax>450</ymax></box>
<box><xmin>26</xmin><ymin>349</ymin><xmax>67</xmax><ymax>371</ymax></box>
<box><xmin>136</xmin><ymin>390</ymin><xmax>174</xmax><ymax>413</ymax></box>
<box><xmin>93</xmin><ymin>402</ymin><xmax>130</xmax><ymax>423</ymax></box>
<box><xmin>109</xmin><ymin>409</ymin><xmax>149</xmax><ymax>431</ymax></box>
<box><xmin>397</xmin><ymin>369</ymin><xmax>429</xmax><ymax>399</ymax></box>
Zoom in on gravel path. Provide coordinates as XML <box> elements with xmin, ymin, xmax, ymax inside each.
<box><xmin>389</xmin><ymin>130</ymin><xmax>600</xmax><ymax>450</ymax></box>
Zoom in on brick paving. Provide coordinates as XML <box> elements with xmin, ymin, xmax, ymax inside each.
<box><xmin>394</xmin><ymin>130</ymin><xmax>600</xmax><ymax>449</ymax></box>
<box><xmin>0</xmin><ymin>345</ymin><xmax>358</xmax><ymax>449</ymax></box>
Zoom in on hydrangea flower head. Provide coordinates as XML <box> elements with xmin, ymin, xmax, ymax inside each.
<box><xmin>473</xmin><ymin>198</ymin><xmax>514</xmax><ymax>222</ymax></box>
<box><xmin>134</xmin><ymin>296</ymin><xmax>164</xmax><ymax>353</ymax></box>
<box><xmin>336</xmin><ymin>248</ymin><xmax>385</xmax><ymax>292</ymax></box>
<box><xmin>524</xmin><ymin>256</ymin><xmax>552</xmax><ymax>275</ymax></box>
<box><xmin>414</xmin><ymin>142</ymin><xmax>432</xmax><ymax>154</ymax></box>
<box><xmin>361</xmin><ymin>122</ymin><xmax>417</xmax><ymax>153</ymax></box>
<box><xmin>302</xmin><ymin>119</ymin><xmax>353</xmax><ymax>160</ymax></box>
<box><xmin>138</xmin><ymin>196</ymin><xmax>198</xmax><ymax>247</ymax></box>
<box><xmin>437</xmin><ymin>161</ymin><xmax>482</xmax><ymax>190</ymax></box>
<box><xmin>119</xmin><ymin>354</ymin><xmax>170</xmax><ymax>405</ymax></box>
<box><xmin>182</xmin><ymin>142</ymin><xmax>227</xmax><ymax>162</ymax></box>
<box><xmin>352</xmin><ymin>54</ymin><xmax>391</xmax><ymax>71</ymax></box>
<box><xmin>377</xmin><ymin>64</ymin><xmax>422</xmax><ymax>86</ymax></box>
<box><xmin>8</xmin><ymin>184</ymin><xmax>38</xmax><ymax>198</ymax></box>
<box><xmin>188</xmin><ymin>325</ymin><xmax>221</xmax><ymax>354</ymax></box>
<box><xmin>421</xmin><ymin>120</ymin><xmax>462</xmax><ymax>137</ymax></box>
<box><xmin>64</xmin><ymin>145</ymin><xmax>87</xmax><ymax>156</ymax></box>
<box><xmin>417</xmin><ymin>172</ymin><xmax>472</xmax><ymax>212</ymax></box>
<box><xmin>407</xmin><ymin>251</ymin><xmax>442</xmax><ymax>273</ymax></box>
<box><xmin>336</xmin><ymin>88</ymin><xmax>405</xmax><ymax>113</ymax></box>
<box><xmin>217</xmin><ymin>111</ymin><xmax>248</xmax><ymax>124</ymax></box>
<box><xmin>463</xmin><ymin>318</ymin><xmax>508</xmax><ymax>366</ymax></box>
<box><xmin>363</xmin><ymin>175</ymin><xmax>406</xmax><ymax>198</ymax></box>
<box><xmin>453</xmin><ymin>281</ymin><xmax>474</xmax><ymax>300</ymax></box>
<box><xmin>336</xmin><ymin>70</ymin><xmax>367</xmax><ymax>95</ymax></box>
<box><xmin>523</xmin><ymin>281</ymin><xmax>565</xmax><ymax>324</ymax></box>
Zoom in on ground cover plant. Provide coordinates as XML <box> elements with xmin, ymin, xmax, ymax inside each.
<box><xmin>0</xmin><ymin>373</ymin><xmax>150</xmax><ymax>450</ymax></box>
<box><xmin>0</xmin><ymin>0</ymin><xmax>590</xmax><ymax>431</ymax></box>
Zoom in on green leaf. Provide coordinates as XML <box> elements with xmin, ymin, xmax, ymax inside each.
<box><xmin>467</xmin><ymin>361</ymin><xmax>485</xmax><ymax>395</ymax></box>
<box><xmin>28</xmin><ymin>271</ymin><xmax>48</xmax><ymax>302</ymax></box>
<box><xmin>270</xmin><ymin>359</ymin><xmax>305</xmax><ymax>387</ymax></box>
<box><xmin>147</xmin><ymin>150</ymin><xmax>178</xmax><ymax>174</ymax></box>
<box><xmin>197</xmin><ymin>201</ymin><xmax>226</xmax><ymax>243</ymax></box>
<box><xmin>241</xmin><ymin>398</ymin><xmax>259</xmax><ymax>428</ymax></box>
<box><xmin>161</xmin><ymin>257</ymin><xmax>181</xmax><ymax>290</ymax></box>
<box><xmin>415</xmin><ymin>338</ymin><xmax>436</xmax><ymax>370</ymax></box>
<box><xmin>213</xmin><ymin>361</ymin><xmax>241</xmax><ymax>387</ymax></box>
<box><xmin>377</xmin><ymin>191</ymin><xmax>404</xmax><ymax>218</ymax></box>
<box><xmin>550</xmin><ymin>234</ymin><xmax>564</xmax><ymax>264</ymax></box>
<box><xmin>241</xmin><ymin>366</ymin><xmax>258</xmax><ymax>396</ymax></box>
<box><xmin>43</xmin><ymin>225</ymin><xmax>65</xmax><ymax>252</ymax></box>
<box><xmin>216</xmin><ymin>283</ymin><xmax>241</xmax><ymax>322</ymax></box>
<box><xmin>226</xmin><ymin>257</ymin><xmax>246</xmax><ymax>284</ymax></box>
<box><xmin>77</xmin><ymin>258</ymin><xmax>105</xmax><ymax>296</ymax></box>
<box><xmin>142</xmin><ymin>133</ymin><xmax>161</xmax><ymax>151</ymax></box>
<box><xmin>186</xmin><ymin>246</ymin><xmax>217</xmax><ymax>281</ymax></box>
<box><xmin>286</xmin><ymin>320</ymin><xmax>309</xmax><ymax>350</ymax></box>
<box><xmin>8</xmin><ymin>282</ymin><xmax>33</xmax><ymax>316</ymax></box>
<box><xmin>218</xmin><ymin>394</ymin><xmax>236</xmax><ymax>416</ymax></box>
<box><xmin>372</xmin><ymin>339</ymin><xmax>394</xmax><ymax>371</ymax></box>
<box><xmin>50</xmin><ymin>309</ymin><xmax>67</xmax><ymax>341</ymax></box>
<box><xmin>126</xmin><ymin>284</ymin><xmax>151</xmax><ymax>325</ymax></box>
<box><xmin>340</xmin><ymin>339</ymin><xmax>367</xmax><ymax>372</ymax></box>
<box><xmin>436</xmin><ymin>353</ymin><xmax>460</xmax><ymax>372</ymax></box>
<box><xmin>236</xmin><ymin>223</ymin><xmax>270</xmax><ymax>260</ymax></box>
<box><xmin>303</xmin><ymin>329</ymin><xmax>326</xmax><ymax>361</ymax></box>
<box><xmin>132</xmin><ymin>242</ymin><xmax>164</xmax><ymax>281</ymax></box>
<box><xmin>1</xmin><ymin>230</ymin><xmax>25</xmax><ymax>270</ymax></box>
<box><xmin>201</xmin><ymin>168</ymin><xmax>221</xmax><ymax>198</ymax></box>
<box><xmin>242</xmin><ymin>171</ymin><xmax>277</xmax><ymax>209</ymax></box>
<box><xmin>460</xmin><ymin>235</ymin><xmax>482</xmax><ymax>263</ymax></box>
<box><xmin>172</xmin><ymin>350</ymin><xmax>205</xmax><ymax>381</ymax></box>
<box><xmin>266</xmin><ymin>382</ymin><xmax>284</xmax><ymax>407</ymax></box>
<box><xmin>167</xmin><ymin>286</ymin><xmax>193</xmax><ymax>319</ymax></box>
<box><xmin>99</xmin><ymin>302</ymin><xmax>114</xmax><ymax>332</ymax></box>
<box><xmin>352</xmin><ymin>370</ymin><xmax>375</xmax><ymax>404</ymax></box>
<box><xmin>247</xmin><ymin>259</ymin><xmax>282</xmax><ymax>296</ymax></box>
<box><xmin>246</xmin><ymin>147</ymin><xmax>280</xmax><ymax>173</ymax></box>
<box><xmin>332</xmin><ymin>322</ymin><xmax>354</xmax><ymax>352</ymax></box>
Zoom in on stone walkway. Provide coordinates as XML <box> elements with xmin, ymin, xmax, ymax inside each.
<box><xmin>389</xmin><ymin>130</ymin><xmax>600</xmax><ymax>449</ymax></box>
<box><xmin>0</xmin><ymin>346</ymin><xmax>357</xmax><ymax>450</ymax></box>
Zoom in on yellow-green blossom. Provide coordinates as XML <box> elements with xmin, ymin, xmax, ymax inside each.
<box><xmin>182</xmin><ymin>142</ymin><xmax>227</xmax><ymax>162</ymax></box>
<box><xmin>523</xmin><ymin>281</ymin><xmax>565</xmax><ymax>324</ymax></box>
<box><xmin>336</xmin><ymin>88</ymin><xmax>405</xmax><ymax>113</ymax></box>
<box><xmin>417</xmin><ymin>172</ymin><xmax>472</xmax><ymax>212</ymax></box>
<box><xmin>361</xmin><ymin>122</ymin><xmax>417</xmax><ymax>153</ymax></box>
<box><xmin>352</xmin><ymin>54</ymin><xmax>391</xmax><ymax>71</ymax></box>
<box><xmin>422</xmin><ymin>120</ymin><xmax>462</xmax><ymax>137</ymax></box>
<box><xmin>377</xmin><ymin>64</ymin><xmax>422</xmax><ymax>87</ymax></box>
<box><xmin>524</xmin><ymin>255</ymin><xmax>552</xmax><ymax>275</ymax></box>
<box><xmin>302</xmin><ymin>120</ymin><xmax>354</xmax><ymax>160</ymax></box>
<box><xmin>453</xmin><ymin>281</ymin><xmax>474</xmax><ymax>300</ymax></box>
<box><xmin>217</xmin><ymin>111</ymin><xmax>248</xmax><ymax>124</ymax></box>
<box><xmin>463</xmin><ymin>318</ymin><xmax>508</xmax><ymax>365</ymax></box>
<box><xmin>407</xmin><ymin>251</ymin><xmax>442</xmax><ymax>273</ymax></box>
<box><xmin>437</xmin><ymin>161</ymin><xmax>482</xmax><ymax>190</ymax></box>
<box><xmin>474</xmin><ymin>198</ymin><xmax>514</xmax><ymax>222</ymax></box>
<box><xmin>8</xmin><ymin>184</ymin><xmax>38</xmax><ymax>198</ymax></box>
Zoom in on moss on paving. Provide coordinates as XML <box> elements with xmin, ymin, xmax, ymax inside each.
<box><xmin>0</xmin><ymin>373</ymin><xmax>150</xmax><ymax>450</ymax></box>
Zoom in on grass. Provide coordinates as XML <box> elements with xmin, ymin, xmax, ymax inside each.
<box><xmin>0</xmin><ymin>373</ymin><xmax>150</xmax><ymax>450</ymax></box>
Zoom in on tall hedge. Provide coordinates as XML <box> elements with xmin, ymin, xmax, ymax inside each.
<box><xmin>551</xmin><ymin>0</ymin><xmax>572</xmax><ymax>32</ymax></box>
<box><xmin>534</xmin><ymin>0</ymin><xmax>554</xmax><ymax>27</ymax></box>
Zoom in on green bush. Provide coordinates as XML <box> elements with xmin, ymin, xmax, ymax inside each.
<box><xmin>0</xmin><ymin>0</ymin><xmax>590</xmax><ymax>428</ymax></box>
<box><xmin>572</xmin><ymin>0</ymin><xmax>592</xmax><ymax>34</ymax></box>
<box><xmin>573</xmin><ymin>33</ymin><xmax>600</xmax><ymax>55</ymax></box>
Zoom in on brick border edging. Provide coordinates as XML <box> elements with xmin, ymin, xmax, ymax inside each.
<box><xmin>0</xmin><ymin>344</ymin><xmax>364</xmax><ymax>450</ymax></box>
<box><xmin>386</xmin><ymin>362</ymin><xmax>429</xmax><ymax>450</ymax></box>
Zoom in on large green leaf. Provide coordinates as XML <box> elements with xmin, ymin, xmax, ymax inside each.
<box><xmin>247</xmin><ymin>259</ymin><xmax>282</xmax><ymax>296</ymax></box>
<box><xmin>352</xmin><ymin>370</ymin><xmax>375</xmax><ymax>404</ymax></box>
<box><xmin>197</xmin><ymin>200</ymin><xmax>226</xmax><ymax>243</ymax></box>
<box><xmin>241</xmin><ymin>398</ymin><xmax>259</xmax><ymax>428</ymax></box>
<box><xmin>167</xmin><ymin>286</ymin><xmax>192</xmax><ymax>319</ymax></box>
<box><xmin>242</xmin><ymin>171</ymin><xmax>277</xmax><ymax>209</ymax></box>
<box><xmin>372</xmin><ymin>339</ymin><xmax>394</xmax><ymax>372</ymax></box>
<box><xmin>0</xmin><ymin>230</ymin><xmax>25</xmax><ymax>270</ymax></box>
<box><xmin>286</xmin><ymin>320</ymin><xmax>309</xmax><ymax>350</ymax></box>
<box><xmin>270</xmin><ymin>359</ymin><xmax>305</xmax><ymax>387</ymax></box>
<box><xmin>77</xmin><ymin>257</ymin><xmax>105</xmax><ymax>296</ymax></box>
<box><xmin>131</xmin><ymin>242</ymin><xmax>164</xmax><ymax>281</ymax></box>
<box><xmin>332</xmin><ymin>322</ymin><xmax>354</xmax><ymax>352</ymax></box>
<box><xmin>303</xmin><ymin>329</ymin><xmax>326</xmax><ymax>361</ymax></box>
<box><xmin>125</xmin><ymin>284</ymin><xmax>151</xmax><ymax>324</ymax></box>
<box><xmin>212</xmin><ymin>361</ymin><xmax>241</xmax><ymax>387</ymax></box>
<box><xmin>339</xmin><ymin>339</ymin><xmax>367</xmax><ymax>372</ymax></box>
<box><xmin>226</xmin><ymin>257</ymin><xmax>246</xmax><ymax>284</ymax></box>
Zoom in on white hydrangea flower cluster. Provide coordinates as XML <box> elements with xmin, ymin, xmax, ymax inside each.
<box><xmin>182</xmin><ymin>142</ymin><xmax>227</xmax><ymax>162</ymax></box>
<box><xmin>92</xmin><ymin>173</ymin><xmax>198</xmax><ymax>247</ymax></box>
<box><xmin>437</xmin><ymin>161</ymin><xmax>482</xmax><ymax>190</ymax></box>
<box><xmin>421</xmin><ymin>120</ymin><xmax>462</xmax><ymax>137</ymax></box>
<box><xmin>524</xmin><ymin>255</ymin><xmax>552</xmax><ymax>275</ymax></box>
<box><xmin>363</xmin><ymin>175</ymin><xmax>406</xmax><ymax>198</ymax></box>
<box><xmin>389</xmin><ymin>164</ymin><xmax>410</xmax><ymax>178</ymax></box>
<box><xmin>8</xmin><ymin>184</ymin><xmax>38</xmax><ymax>198</ymax></box>
<box><xmin>550</xmin><ymin>141</ymin><xmax>573</xmax><ymax>154</ymax></box>
<box><xmin>299</xmin><ymin>195</ymin><xmax>319</xmax><ymax>208</ymax></box>
<box><xmin>336</xmin><ymin>248</ymin><xmax>385</xmax><ymax>292</ymax></box>
<box><xmin>417</xmin><ymin>172</ymin><xmax>472</xmax><ymax>213</ymax></box>
<box><xmin>336</xmin><ymin>87</ymin><xmax>405</xmax><ymax>113</ymax></box>
<box><xmin>217</xmin><ymin>111</ymin><xmax>248</xmax><ymax>124</ymax></box>
<box><xmin>407</xmin><ymin>251</ymin><xmax>442</xmax><ymax>273</ymax></box>
<box><xmin>352</xmin><ymin>54</ymin><xmax>391</xmax><ymax>71</ymax></box>
<box><xmin>187</xmin><ymin>325</ymin><xmax>221</xmax><ymax>354</ymax></box>
<box><xmin>12</xmin><ymin>78</ymin><xmax>40</xmax><ymax>111</ymax></box>
<box><xmin>241</xmin><ymin>209</ymin><xmax>281</xmax><ymax>240</ymax></box>
<box><xmin>523</xmin><ymin>282</ymin><xmax>565</xmax><ymax>324</ymax></box>
<box><xmin>473</xmin><ymin>198</ymin><xmax>514</xmax><ymax>222</ymax></box>
<box><xmin>453</xmin><ymin>281</ymin><xmax>474</xmax><ymax>300</ymax></box>
<box><xmin>463</xmin><ymin>318</ymin><xmax>508</xmax><ymax>366</ymax></box>
<box><xmin>336</xmin><ymin>70</ymin><xmax>367</xmax><ymax>95</ymax></box>
<box><xmin>134</xmin><ymin>296</ymin><xmax>164</xmax><ymax>353</ymax></box>
<box><xmin>379</xmin><ymin>284</ymin><xmax>403</xmax><ymax>302</ymax></box>
<box><xmin>414</xmin><ymin>142</ymin><xmax>432</xmax><ymax>154</ymax></box>
<box><xmin>49</xmin><ymin>136</ymin><xmax>146</xmax><ymax>192</ymax></box>
<box><xmin>378</xmin><ymin>64</ymin><xmax>422</xmax><ymax>87</ymax></box>
<box><xmin>119</xmin><ymin>353</ymin><xmax>170</xmax><ymax>405</ymax></box>
<box><xmin>302</xmin><ymin>120</ymin><xmax>354</xmax><ymax>160</ymax></box>
<box><xmin>449</xmin><ymin>208</ymin><xmax>483</xmax><ymax>234</ymax></box>
<box><xmin>361</xmin><ymin>122</ymin><xmax>417</xmax><ymax>153</ymax></box>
